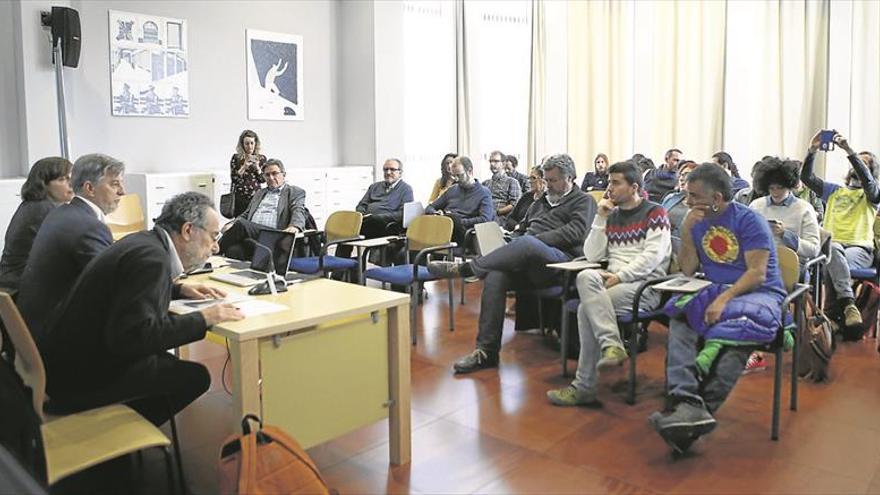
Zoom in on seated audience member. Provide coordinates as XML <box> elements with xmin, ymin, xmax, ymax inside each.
<box><xmin>427</xmin><ymin>154</ymin><xmax>597</xmax><ymax>373</ymax></box>
<box><xmin>644</xmin><ymin>148</ymin><xmax>682</xmax><ymax>202</ymax></box>
<box><xmin>483</xmin><ymin>150</ymin><xmax>522</xmax><ymax>226</ymax></box>
<box><xmin>581</xmin><ymin>153</ymin><xmax>610</xmax><ymax>192</ymax></box>
<box><xmin>749</xmin><ymin>157</ymin><xmax>821</xmax><ymax>265</ymax></box>
<box><xmin>0</xmin><ymin>157</ymin><xmax>74</xmax><ymax>291</ymax></box>
<box><xmin>734</xmin><ymin>158</ymin><xmax>771</xmax><ymax>205</ymax></box>
<box><xmin>40</xmin><ymin>193</ymin><xmax>243</xmax><ymax>426</ymax></box>
<box><xmin>229</xmin><ymin>129</ymin><xmax>267</xmax><ymax>217</ymax></box>
<box><xmin>425</xmin><ymin>156</ymin><xmax>495</xmax><ymax>245</ymax></box>
<box><xmin>648</xmin><ymin>164</ymin><xmax>787</xmax><ymax>453</ymax></box>
<box><xmin>547</xmin><ymin>161</ymin><xmax>671</xmax><ymax>406</ymax></box>
<box><xmin>504</xmin><ymin>154</ymin><xmax>530</xmax><ymax>194</ymax></box>
<box><xmin>790</xmin><ymin>160</ymin><xmax>825</xmax><ymax>224</ymax></box>
<box><xmin>428</xmin><ymin>153</ymin><xmax>458</xmax><ymax>203</ymax></box>
<box><xmin>661</xmin><ymin>160</ymin><xmax>698</xmax><ymax>239</ymax></box>
<box><xmin>801</xmin><ymin>131</ymin><xmax>879</xmax><ymax>327</ymax></box>
<box><xmin>711</xmin><ymin>151</ymin><xmax>749</xmax><ymax>193</ymax></box>
<box><xmin>505</xmin><ymin>166</ymin><xmax>546</xmax><ymax>231</ymax></box>
<box><xmin>16</xmin><ymin>153</ymin><xmax>125</xmax><ymax>344</ymax></box>
<box><xmin>219</xmin><ymin>158</ymin><xmax>306</xmax><ymax>260</ymax></box>
<box><xmin>335</xmin><ymin>158</ymin><xmax>414</xmax><ymax>260</ymax></box>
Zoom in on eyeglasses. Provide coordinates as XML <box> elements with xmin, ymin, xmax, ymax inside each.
<box><xmin>263</xmin><ymin>171</ymin><xmax>283</xmax><ymax>178</ymax></box>
<box><xmin>488</xmin><ymin>159</ymin><xmax>502</xmax><ymax>164</ymax></box>
<box><xmin>528</xmin><ymin>176</ymin><xmax>542</xmax><ymax>181</ymax></box>
<box><xmin>383</xmin><ymin>167</ymin><xmax>400</xmax><ymax>172</ymax></box>
<box><xmin>195</xmin><ymin>225</ymin><xmax>222</xmax><ymax>242</ymax></box>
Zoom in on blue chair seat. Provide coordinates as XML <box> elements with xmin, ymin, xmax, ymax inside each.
<box><xmin>289</xmin><ymin>256</ymin><xmax>358</xmax><ymax>274</ymax></box>
<box><xmin>364</xmin><ymin>264</ymin><xmax>438</xmax><ymax>285</ymax></box>
<box><xmin>850</xmin><ymin>267</ymin><xmax>878</xmax><ymax>280</ymax></box>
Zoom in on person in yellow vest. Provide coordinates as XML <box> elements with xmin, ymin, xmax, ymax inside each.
<box><xmin>801</xmin><ymin>130</ymin><xmax>879</xmax><ymax>327</ymax></box>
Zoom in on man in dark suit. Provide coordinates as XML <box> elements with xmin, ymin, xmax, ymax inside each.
<box><xmin>219</xmin><ymin>158</ymin><xmax>307</xmax><ymax>260</ymax></box>
<box><xmin>16</xmin><ymin>153</ymin><xmax>126</xmax><ymax>344</ymax></box>
<box><xmin>41</xmin><ymin>192</ymin><xmax>243</xmax><ymax>426</ymax></box>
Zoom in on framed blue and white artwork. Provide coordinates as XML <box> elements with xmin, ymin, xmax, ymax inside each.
<box><xmin>108</xmin><ymin>10</ymin><xmax>189</xmax><ymax>118</ymax></box>
<box><xmin>246</xmin><ymin>29</ymin><xmax>304</xmax><ymax>121</ymax></box>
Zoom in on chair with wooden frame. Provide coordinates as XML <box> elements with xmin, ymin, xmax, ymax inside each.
<box><xmin>363</xmin><ymin>215</ymin><xmax>457</xmax><ymax>344</ymax></box>
<box><xmin>0</xmin><ymin>292</ymin><xmax>185</xmax><ymax>492</ymax></box>
<box><xmin>289</xmin><ymin>210</ymin><xmax>364</xmax><ymax>281</ymax></box>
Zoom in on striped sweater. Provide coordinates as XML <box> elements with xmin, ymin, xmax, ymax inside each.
<box><xmin>583</xmin><ymin>200</ymin><xmax>672</xmax><ymax>283</ymax></box>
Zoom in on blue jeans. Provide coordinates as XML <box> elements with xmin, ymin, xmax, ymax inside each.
<box><xmin>666</xmin><ymin>316</ymin><xmax>751</xmax><ymax>413</ymax></box>
<box><xmin>473</xmin><ymin>236</ymin><xmax>570</xmax><ymax>354</ymax></box>
<box><xmin>825</xmin><ymin>242</ymin><xmax>873</xmax><ymax>300</ymax></box>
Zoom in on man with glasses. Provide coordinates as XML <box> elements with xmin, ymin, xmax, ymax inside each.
<box><xmin>40</xmin><ymin>192</ymin><xmax>243</xmax><ymax>427</ymax></box>
<box><xmin>334</xmin><ymin>158</ymin><xmax>414</xmax><ymax>262</ymax></box>
<box><xmin>426</xmin><ymin>156</ymin><xmax>495</xmax><ymax>246</ymax></box>
<box><xmin>484</xmin><ymin>150</ymin><xmax>522</xmax><ymax>226</ymax></box>
<box><xmin>219</xmin><ymin>158</ymin><xmax>307</xmax><ymax>260</ymax></box>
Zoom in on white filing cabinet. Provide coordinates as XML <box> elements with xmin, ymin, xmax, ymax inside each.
<box><xmin>294</xmin><ymin>167</ymin><xmax>373</xmax><ymax>229</ymax></box>
<box><xmin>126</xmin><ymin>172</ymin><xmax>214</xmax><ymax>228</ymax></box>
<box><xmin>0</xmin><ymin>178</ymin><xmax>25</xmax><ymax>253</ymax></box>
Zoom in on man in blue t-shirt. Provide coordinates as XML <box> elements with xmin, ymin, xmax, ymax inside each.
<box><xmin>649</xmin><ymin>164</ymin><xmax>786</xmax><ymax>454</ymax></box>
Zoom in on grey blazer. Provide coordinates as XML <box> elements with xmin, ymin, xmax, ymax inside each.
<box><xmin>241</xmin><ymin>183</ymin><xmax>307</xmax><ymax>230</ymax></box>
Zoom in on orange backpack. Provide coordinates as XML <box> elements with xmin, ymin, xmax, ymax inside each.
<box><xmin>219</xmin><ymin>415</ymin><xmax>332</xmax><ymax>495</ymax></box>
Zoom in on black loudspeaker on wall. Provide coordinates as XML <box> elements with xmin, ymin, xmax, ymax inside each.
<box><xmin>47</xmin><ymin>6</ymin><xmax>81</xmax><ymax>68</ymax></box>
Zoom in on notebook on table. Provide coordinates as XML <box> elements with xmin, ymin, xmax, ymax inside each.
<box><xmin>210</xmin><ymin>230</ymin><xmax>297</xmax><ymax>287</ymax></box>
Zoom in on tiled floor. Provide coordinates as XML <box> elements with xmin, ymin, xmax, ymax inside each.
<box><xmin>66</xmin><ymin>280</ymin><xmax>880</xmax><ymax>494</ymax></box>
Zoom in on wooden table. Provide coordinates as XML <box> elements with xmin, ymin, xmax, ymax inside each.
<box><xmin>181</xmin><ymin>271</ymin><xmax>411</xmax><ymax>464</ymax></box>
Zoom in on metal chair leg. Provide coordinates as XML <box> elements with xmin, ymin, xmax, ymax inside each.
<box><xmin>560</xmin><ymin>305</ymin><xmax>570</xmax><ymax>377</ymax></box>
<box><xmin>460</xmin><ymin>278</ymin><xmax>466</xmax><ymax>305</ymax></box>
<box><xmin>410</xmin><ymin>285</ymin><xmax>418</xmax><ymax>345</ymax></box>
<box><xmin>627</xmin><ymin>323</ymin><xmax>638</xmax><ymax>405</ymax></box>
<box><xmin>790</xmin><ymin>299</ymin><xmax>801</xmax><ymax>412</ymax></box>
<box><xmin>447</xmin><ymin>279</ymin><xmax>455</xmax><ymax>331</ymax></box>
<box><xmin>167</xmin><ymin>414</ymin><xmax>187</xmax><ymax>495</ymax></box>
<box><xmin>162</xmin><ymin>446</ymin><xmax>175</xmax><ymax>495</ymax></box>
<box><xmin>537</xmin><ymin>297</ymin><xmax>545</xmax><ymax>334</ymax></box>
<box><xmin>771</xmin><ymin>345</ymin><xmax>783</xmax><ymax>441</ymax></box>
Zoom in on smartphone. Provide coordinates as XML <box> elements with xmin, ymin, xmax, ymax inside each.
<box><xmin>819</xmin><ymin>129</ymin><xmax>835</xmax><ymax>152</ymax></box>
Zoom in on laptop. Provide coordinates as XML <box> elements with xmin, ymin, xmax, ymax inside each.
<box><xmin>403</xmin><ymin>201</ymin><xmax>424</xmax><ymax>228</ymax></box>
<box><xmin>474</xmin><ymin>221</ymin><xmax>507</xmax><ymax>256</ymax></box>
<box><xmin>210</xmin><ymin>230</ymin><xmax>297</xmax><ymax>287</ymax></box>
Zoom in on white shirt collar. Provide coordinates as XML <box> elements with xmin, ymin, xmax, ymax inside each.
<box><xmin>384</xmin><ymin>178</ymin><xmax>401</xmax><ymax>190</ymax></box>
<box><xmin>158</xmin><ymin>227</ymin><xmax>185</xmax><ymax>279</ymax></box>
<box><xmin>76</xmin><ymin>195</ymin><xmax>105</xmax><ymax>222</ymax></box>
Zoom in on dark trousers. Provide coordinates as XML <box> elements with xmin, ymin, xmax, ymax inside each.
<box><xmin>48</xmin><ymin>353</ymin><xmax>210</xmax><ymax>426</ymax></box>
<box><xmin>219</xmin><ymin>218</ymin><xmax>266</xmax><ymax>260</ymax></box>
<box><xmin>472</xmin><ymin>236</ymin><xmax>570</xmax><ymax>354</ymax></box>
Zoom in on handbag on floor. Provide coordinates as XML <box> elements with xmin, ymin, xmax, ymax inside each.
<box><xmin>797</xmin><ymin>295</ymin><xmax>835</xmax><ymax>382</ymax></box>
<box><xmin>219</xmin><ymin>415</ymin><xmax>332</xmax><ymax>495</ymax></box>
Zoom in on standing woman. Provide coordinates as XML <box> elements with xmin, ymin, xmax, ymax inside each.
<box><xmin>428</xmin><ymin>152</ymin><xmax>458</xmax><ymax>202</ymax></box>
<box><xmin>0</xmin><ymin>157</ymin><xmax>74</xmax><ymax>290</ymax></box>
<box><xmin>230</xmin><ymin>129</ymin><xmax>267</xmax><ymax>217</ymax></box>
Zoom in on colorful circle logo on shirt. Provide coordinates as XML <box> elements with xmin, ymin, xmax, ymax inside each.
<box><xmin>701</xmin><ymin>226</ymin><xmax>740</xmax><ymax>264</ymax></box>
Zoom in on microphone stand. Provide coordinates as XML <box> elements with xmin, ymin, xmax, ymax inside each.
<box><xmin>245</xmin><ymin>239</ymin><xmax>288</xmax><ymax>295</ymax></box>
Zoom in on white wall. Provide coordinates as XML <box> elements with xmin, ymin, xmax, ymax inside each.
<box><xmin>7</xmin><ymin>0</ymin><xmax>341</xmax><ymax>177</ymax></box>
<box><xmin>337</xmin><ymin>0</ymin><xmax>376</xmax><ymax>169</ymax></box>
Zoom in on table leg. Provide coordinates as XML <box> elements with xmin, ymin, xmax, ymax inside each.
<box><xmin>356</xmin><ymin>246</ymin><xmax>365</xmax><ymax>285</ymax></box>
<box><xmin>229</xmin><ymin>339</ymin><xmax>261</xmax><ymax>428</ymax></box>
<box><xmin>387</xmin><ymin>304</ymin><xmax>411</xmax><ymax>465</ymax></box>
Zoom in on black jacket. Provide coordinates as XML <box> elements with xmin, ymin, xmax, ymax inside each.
<box><xmin>0</xmin><ymin>199</ymin><xmax>56</xmax><ymax>291</ymax></box>
<box><xmin>240</xmin><ymin>184</ymin><xmax>307</xmax><ymax>230</ymax></box>
<box><xmin>42</xmin><ymin>228</ymin><xmax>206</xmax><ymax>398</ymax></box>
<box><xmin>16</xmin><ymin>197</ymin><xmax>112</xmax><ymax>344</ymax></box>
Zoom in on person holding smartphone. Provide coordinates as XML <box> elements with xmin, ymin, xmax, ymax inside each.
<box><xmin>801</xmin><ymin>130</ymin><xmax>880</xmax><ymax>329</ymax></box>
<box><xmin>230</xmin><ymin>129</ymin><xmax>268</xmax><ymax>217</ymax></box>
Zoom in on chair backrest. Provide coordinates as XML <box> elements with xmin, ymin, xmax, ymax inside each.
<box><xmin>323</xmin><ymin>211</ymin><xmax>362</xmax><ymax>243</ymax></box>
<box><xmin>0</xmin><ymin>293</ymin><xmax>46</xmax><ymax>421</ymax></box>
<box><xmin>106</xmin><ymin>194</ymin><xmax>145</xmax><ymax>239</ymax></box>
<box><xmin>407</xmin><ymin>215</ymin><xmax>453</xmax><ymax>253</ymax></box>
<box><xmin>777</xmin><ymin>246</ymin><xmax>799</xmax><ymax>292</ymax></box>
<box><xmin>589</xmin><ymin>190</ymin><xmax>605</xmax><ymax>204</ymax></box>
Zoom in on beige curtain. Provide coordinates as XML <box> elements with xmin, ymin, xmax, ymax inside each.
<box><xmin>636</xmin><ymin>0</ymin><xmax>726</xmax><ymax>162</ymax></box>
<box><xmin>850</xmin><ymin>0</ymin><xmax>880</xmax><ymax>154</ymax></box>
<box><xmin>567</xmin><ymin>0</ymin><xmax>634</xmax><ymax>177</ymax></box>
<box><xmin>527</xmin><ymin>0</ymin><xmax>545</xmax><ymax>168</ymax></box>
<box><xmin>721</xmin><ymin>0</ymin><xmax>829</xmax><ymax>177</ymax></box>
<box><xmin>455</xmin><ymin>0</ymin><xmax>471</xmax><ymax>156</ymax></box>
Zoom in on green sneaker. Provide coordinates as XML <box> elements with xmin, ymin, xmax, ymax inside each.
<box><xmin>597</xmin><ymin>345</ymin><xmax>628</xmax><ymax>369</ymax></box>
<box><xmin>546</xmin><ymin>386</ymin><xmax>601</xmax><ymax>407</ymax></box>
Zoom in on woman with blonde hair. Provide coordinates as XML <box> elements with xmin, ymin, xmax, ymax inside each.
<box><xmin>229</xmin><ymin>129</ymin><xmax>267</xmax><ymax>217</ymax></box>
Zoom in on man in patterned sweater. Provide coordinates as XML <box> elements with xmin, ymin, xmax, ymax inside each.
<box><xmin>548</xmin><ymin>160</ymin><xmax>671</xmax><ymax>407</ymax></box>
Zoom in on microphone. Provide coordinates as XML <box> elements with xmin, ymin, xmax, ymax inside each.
<box><xmin>244</xmin><ymin>238</ymin><xmax>288</xmax><ymax>295</ymax></box>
